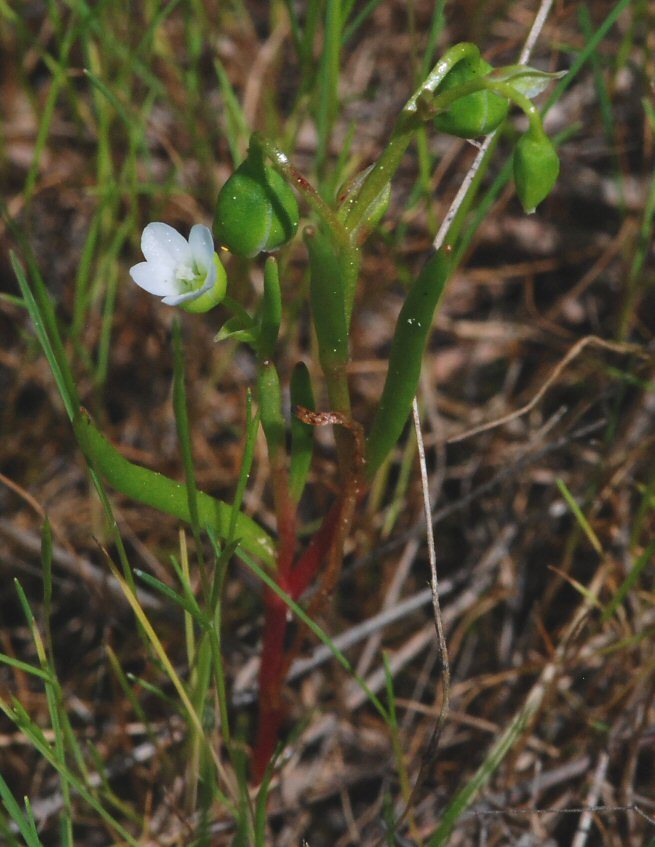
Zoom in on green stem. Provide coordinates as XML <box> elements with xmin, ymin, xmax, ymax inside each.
<box><xmin>304</xmin><ymin>226</ymin><xmax>354</xmax><ymax>472</ymax></box>
<box><xmin>343</xmin><ymin>42</ymin><xmax>479</xmax><ymax>236</ymax></box>
<box><xmin>426</xmin><ymin>76</ymin><xmax>543</xmax><ymax>134</ymax></box>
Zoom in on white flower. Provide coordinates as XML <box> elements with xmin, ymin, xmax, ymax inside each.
<box><xmin>130</xmin><ymin>222</ymin><xmax>226</xmax><ymax>312</ymax></box>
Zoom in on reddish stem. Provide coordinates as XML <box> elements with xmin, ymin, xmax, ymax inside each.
<box><xmin>252</xmin><ymin>420</ymin><xmax>366</xmax><ymax>783</ymax></box>
<box><xmin>251</xmin><ymin>585</ymin><xmax>289</xmax><ymax>783</ymax></box>
<box><xmin>251</xmin><ymin>498</ymin><xmax>342</xmax><ymax>783</ymax></box>
<box><xmin>252</xmin><ymin>450</ymin><xmax>298</xmax><ymax>783</ymax></box>
<box><xmin>288</xmin><ymin>497</ymin><xmax>343</xmax><ymax>599</ymax></box>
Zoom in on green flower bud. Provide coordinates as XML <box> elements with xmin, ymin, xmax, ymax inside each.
<box><xmin>214</xmin><ymin>148</ymin><xmax>299</xmax><ymax>258</ymax></box>
<box><xmin>434</xmin><ymin>50</ymin><xmax>509</xmax><ymax>139</ymax></box>
<box><xmin>513</xmin><ymin>127</ymin><xmax>560</xmax><ymax>214</ymax></box>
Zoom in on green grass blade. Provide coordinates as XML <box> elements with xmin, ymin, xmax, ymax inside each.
<box><xmin>0</xmin><ymin>770</ymin><xmax>44</xmax><ymax>847</ymax></box>
<box><xmin>0</xmin><ymin>653</ymin><xmax>51</xmax><ymax>681</ymax></box>
<box><xmin>214</xmin><ymin>59</ymin><xmax>250</xmax><ymax>165</ymax></box>
<box><xmin>602</xmin><ymin>539</ymin><xmax>655</xmax><ymax>623</ymax></box>
<box><xmin>556</xmin><ymin>478</ymin><xmax>603</xmax><ymax>555</ymax></box>
<box><xmin>11</xmin><ymin>254</ymin><xmax>78</xmax><ymax>421</ymax></box>
<box><xmin>134</xmin><ymin>569</ymin><xmax>208</xmax><ymax>623</ymax></box>
<box><xmin>0</xmin><ymin>698</ymin><xmax>140</xmax><ymax>846</ymax></box>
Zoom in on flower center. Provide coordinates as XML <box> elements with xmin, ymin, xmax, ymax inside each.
<box><xmin>175</xmin><ymin>261</ymin><xmax>204</xmax><ymax>292</ymax></box>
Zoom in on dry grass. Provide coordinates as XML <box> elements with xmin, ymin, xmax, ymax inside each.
<box><xmin>1</xmin><ymin>1</ymin><xmax>654</xmax><ymax>845</ymax></box>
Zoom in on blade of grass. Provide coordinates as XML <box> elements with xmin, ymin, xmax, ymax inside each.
<box><xmin>556</xmin><ymin>478</ymin><xmax>603</xmax><ymax>555</ymax></box>
<box><xmin>172</xmin><ymin>319</ymin><xmax>203</xmax><ymax>548</ymax></box>
<box><xmin>0</xmin><ymin>771</ymin><xmax>44</xmax><ymax>847</ymax></box>
<box><xmin>342</xmin><ymin>0</ymin><xmax>386</xmax><ymax>44</ymax></box>
<box><xmin>602</xmin><ymin>539</ymin><xmax>655</xmax><ymax>623</ymax></box>
<box><xmin>102</xmin><ymin>551</ymin><xmax>240</xmax><ymax>809</ymax></box>
<box><xmin>214</xmin><ymin>59</ymin><xmax>250</xmax><ymax>165</ymax></box>
<box><xmin>11</xmin><ymin>254</ymin><xmax>78</xmax><ymax>421</ymax></box>
<box><xmin>0</xmin><ymin>696</ymin><xmax>141</xmax><ymax>846</ymax></box>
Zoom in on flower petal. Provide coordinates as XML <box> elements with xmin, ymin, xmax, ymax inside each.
<box><xmin>188</xmin><ymin>224</ymin><xmax>214</xmax><ymax>270</ymax></box>
<box><xmin>141</xmin><ymin>222</ymin><xmax>191</xmax><ymax>269</ymax></box>
<box><xmin>162</xmin><ymin>269</ymin><xmax>215</xmax><ymax>305</ymax></box>
<box><xmin>130</xmin><ymin>261</ymin><xmax>179</xmax><ymax>296</ymax></box>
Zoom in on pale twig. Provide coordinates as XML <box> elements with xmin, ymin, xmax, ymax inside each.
<box><xmin>448</xmin><ymin>336</ymin><xmax>646</xmax><ymax>444</ymax></box>
<box><xmin>342</xmin><ymin>526</ymin><xmax>510</xmax><ymax>711</ymax></box>
<box><xmin>468</xmin><ymin>803</ymin><xmax>655</xmax><ymax>825</ymax></box>
<box><xmin>571</xmin><ymin>751</ymin><xmax>610</xmax><ymax>847</ymax></box>
<box><xmin>394</xmin><ymin>399</ymin><xmax>450</xmax><ymax>823</ymax></box>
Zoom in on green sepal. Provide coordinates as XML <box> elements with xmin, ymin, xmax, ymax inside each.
<box><xmin>433</xmin><ymin>47</ymin><xmax>508</xmax><ymax>138</ymax></box>
<box><xmin>289</xmin><ymin>362</ymin><xmax>315</xmax><ymax>504</ymax></box>
<box><xmin>214</xmin><ymin>315</ymin><xmax>259</xmax><ymax>347</ymax></box>
<box><xmin>513</xmin><ymin>127</ymin><xmax>560</xmax><ymax>213</ymax></box>
<box><xmin>214</xmin><ymin>146</ymin><xmax>299</xmax><ymax>258</ymax></box>
<box><xmin>179</xmin><ymin>254</ymin><xmax>228</xmax><ymax>314</ymax></box>
<box><xmin>489</xmin><ymin>66</ymin><xmax>567</xmax><ymax>99</ymax></box>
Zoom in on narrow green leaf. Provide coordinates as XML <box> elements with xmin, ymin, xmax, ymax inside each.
<box><xmin>71</xmin><ymin>409</ymin><xmax>275</xmax><ymax>568</ymax></box>
<box><xmin>134</xmin><ymin>569</ymin><xmax>207</xmax><ymax>624</ymax></box>
<box><xmin>366</xmin><ymin>249</ymin><xmax>450</xmax><ymax>476</ymax></box>
<box><xmin>304</xmin><ymin>227</ymin><xmax>349</xmax><ymax>368</ymax></box>
<box><xmin>0</xmin><ymin>770</ymin><xmax>43</xmax><ymax>847</ymax></box>
<box><xmin>0</xmin><ymin>654</ymin><xmax>51</xmax><ymax>682</ymax></box>
<box><xmin>289</xmin><ymin>362</ymin><xmax>315</xmax><ymax>503</ymax></box>
<box><xmin>556</xmin><ymin>478</ymin><xmax>603</xmax><ymax>554</ymax></box>
<box><xmin>258</xmin><ymin>362</ymin><xmax>285</xmax><ymax>462</ymax></box>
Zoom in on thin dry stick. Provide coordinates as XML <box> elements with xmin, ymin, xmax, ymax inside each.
<box><xmin>0</xmin><ymin>470</ymin><xmax>46</xmax><ymax>517</ymax></box>
<box><xmin>448</xmin><ymin>336</ymin><xmax>646</xmax><ymax>444</ymax></box>
<box><xmin>397</xmin><ymin>399</ymin><xmax>451</xmax><ymax>821</ymax></box>
<box><xmin>394</xmin><ymin>0</ymin><xmax>557</xmax><ymax>833</ymax></box>
<box><xmin>570</xmin><ymin>751</ymin><xmax>610</xmax><ymax>847</ymax></box>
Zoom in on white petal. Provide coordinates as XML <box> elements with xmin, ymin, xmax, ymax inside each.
<box><xmin>130</xmin><ymin>261</ymin><xmax>179</xmax><ymax>296</ymax></box>
<box><xmin>162</xmin><ymin>273</ymin><xmax>214</xmax><ymax>305</ymax></box>
<box><xmin>141</xmin><ymin>222</ymin><xmax>191</xmax><ymax>269</ymax></box>
<box><xmin>188</xmin><ymin>224</ymin><xmax>214</xmax><ymax>270</ymax></box>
